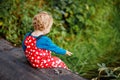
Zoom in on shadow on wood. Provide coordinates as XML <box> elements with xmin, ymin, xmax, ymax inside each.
<box><xmin>0</xmin><ymin>38</ymin><xmax>87</xmax><ymax>80</ymax></box>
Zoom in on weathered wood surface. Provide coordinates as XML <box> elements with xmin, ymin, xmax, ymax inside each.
<box><xmin>0</xmin><ymin>38</ymin><xmax>87</xmax><ymax>80</ymax></box>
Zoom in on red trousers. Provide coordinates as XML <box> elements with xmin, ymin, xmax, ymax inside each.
<box><xmin>24</xmin><ymin>36</ymin><xmax>68</xmax><ymax>69</ymax></box>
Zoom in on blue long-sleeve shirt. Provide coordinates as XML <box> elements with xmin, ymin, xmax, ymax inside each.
<box><xmin>22</xmin><ymin>32</ymin><xmax>66</xmax><ymax>55</ymax></box>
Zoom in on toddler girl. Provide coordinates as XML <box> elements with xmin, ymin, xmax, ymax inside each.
<box><xmin>22</xmin><ymin>11</ymin><xmax>72</xmax><ymax>69</ymax></box>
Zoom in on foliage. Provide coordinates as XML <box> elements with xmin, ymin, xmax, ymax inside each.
<box><xmin>46</xmin><ymin>0</ymin><xmax>120</xmax><ymax>79</ymax></box>
<box><xmin>91</xmin><ymin>63</ymin><xmax>120</xmax><ymax>80</ymax></box>
<box><xmin>0</xmin><ymin>0</ymin><xmax>120</xmax><ymax>79</ymax></box>
<box><xmin>0</xmin><ymin>0</ymin><xmax>41</xmax><ymax>45</ymax></box>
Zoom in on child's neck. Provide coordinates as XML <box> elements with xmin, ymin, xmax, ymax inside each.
<box><xmin>31</xmin><ymin>30</ymin><xmax>44</xmax><ymax>36</ymax></box>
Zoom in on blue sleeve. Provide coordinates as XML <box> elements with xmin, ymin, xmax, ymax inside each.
<box><xmin>22</xmin><ymin>32</ymin><xmax>30</xmax><ymax>51</ymax></box>
<box><xmin>36</xmin><ymin>36</ymin><xmax>66</xmax><ymax>55</ymax></box>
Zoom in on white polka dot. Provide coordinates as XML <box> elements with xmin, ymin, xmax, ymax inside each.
<box><xmin>59</xmin><ymin>60</ymin><xmax>61</xmax><ymax>62</ymax></box>
<box><xmin>31</xmin><ymin>60</ymin><xmax>33</xmax><ymax>62</ymax></box>
<box><xmin>31</xmin><ymin>57</ymin><xmax>34</xmax><ymax>59</ymax></box>
<box><xmin>30</xmin><ymin>53</ymin><xmax>33</xmax><ymax>55</ymax></box>
<box><xmin>46</xmin><ymin>64</ymin><xmax>48</xmax><ymax>66</ymax></box>
<box><xmin>35</xmin><ymin>60</ymin><xmax>40</xmax><ymax>63</ymax></box>
<box><xmin>26</xmin><ymin>54</ymin><xmax>29</xmax><ymax>57</ymax></box>
<box><xmin>32</xmin><ymin>38</ymin><xmax>35</xmax><ymax>40</ymax></box>
<box><xmin>40</xmin><ymin>63</ymin><xmax>43</xmax><ymax>66</ymax></box>
<box><xmin>48</xmin><ymin>59</ymin><xmax>50</xmax><ymax>62</ymax></box>
<box><xmin>52</xmin><ymin>62</ymin><xmax>55</xmax><ymax>66</ymax></box>
<box><xmin>46</xmin><ymin>50</ymin><xmax>48</xmax><ymax>52</ymax></box>
<box><xmin>39</xmin><ymin>64</ymin><xmax>42</xmax><ymax>66</ymax></box>
<box><xmin>56</xmin><ymin>61</ymin><xmax>58</xmax><ymax>63</ymax></box>
<box><xmin>36</xmin><ymin>65</ymin><xmax>38</xmax><ymax>67</ymax></box>
<box><xmin>37</xmin><ymin>60</ymin><xmax>40</xmax><ymax>63</ymax></box>
<box><xmin>51</xmin><ymin>58</ymin><xmax>54</xmax><ymax>61</ymax></box>
<box><xmin>43</xmin><ymin>53</ymin><xmax>45</xmax><ymax>56</ymax></box>
<box><xmin>33</xmin><ymin>64</ymin><xmax>35</xmax><ymax>66</ymax></box>
<box><xmin>40</xmin><ymin>54</ymin><xmax>42</xmax><ymax>56</ymax></box>
<box><xmin>34</xmin><ymin>59</ymin><xmax>37</xmax><ymax>62</ymax></box>
<box><xmin>37</xmin><ymin>56</ymin><xmax>40</xmax><ymax>59</ymax></box>
<box><xmin>30</xmin><ymin>49</ymin><xmax>32</xmax><ymax>51</ymax></box>
<box><xmin>31</xmin><ymin>43</ymin><xmax>33</xmax><ymax>45</ymax></box>
<box><xmin>54</xmin><ymin>65</ymin><xmax>57</xmax><ymax>67</ymax></box>
<box><xmin>29</xmin><ymin>40</ymin><xmax>31</xmax><ymax>42</ymax></box>
<box><xmin>57</xmin><ymin>60</ymin><xmax>61</xmax><ymax>64</ymax></box>
<box><xmin>27</xmin><ymin>46</ymin><xmax>30</xmax><ymax>48</ymax></box>
<box><xmin>33</xmin><ymin>50</ymin><xmax>35</xmax><ymax>52</ymax></box>
<box><xmin>25</xmin><ymin>41</ymin><xmax>28</xmax><ymax>43</ymax></box>
<box><xmin>43</xmin><ymin>60</ymin><xmax>46</xmax><ymax>63</ymax></box>
<box><xmin>25</xmin><ymin>50</ymin><xmax>28</xmax><ymax>53</ymax></box>
<box><xmin>36</xmin><ymin>52</ymin><xmax>38</xmax><ymax>55</ymax></box>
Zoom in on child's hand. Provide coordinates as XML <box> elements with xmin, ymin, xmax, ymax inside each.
<box><xmin>66</xmin><ymin>51</ymin><xmax>73</xmax><ymax>56</ymax></box>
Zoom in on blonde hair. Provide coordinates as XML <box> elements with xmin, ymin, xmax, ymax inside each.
<box><xmin>33</xmin><ymin>11</ymin><xmax>53</xmax><ymax>31</ymax></box>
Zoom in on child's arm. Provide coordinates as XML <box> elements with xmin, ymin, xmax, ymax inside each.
<box><xmin>36</xmin><ymin>36</ymin><xmax>72</xmax><ymax>55</ymax></box>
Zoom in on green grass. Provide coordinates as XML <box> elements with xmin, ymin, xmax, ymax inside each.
<box><xmin>0</xmin><ymin>0</ymin><xmax>120</xmax><ymax>79</ymax></box>
<box><xmin>51</xmin><ymin>26</ymin><xmax>120</xmax><ymax>79</ymax></box>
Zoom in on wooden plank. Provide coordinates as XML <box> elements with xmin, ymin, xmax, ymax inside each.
<box><xmin>0</xmin><ymin>39</ymin><xmax>87</xmax><ymax>80</ymax></box>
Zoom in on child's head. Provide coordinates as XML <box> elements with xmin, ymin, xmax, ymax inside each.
<box><xmin>33</xmin><ymin>11</ymin><xmax>53</xmax><ymax>34</ymax></box>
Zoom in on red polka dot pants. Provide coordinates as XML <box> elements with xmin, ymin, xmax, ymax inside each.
<box><xmin>24</xmin><ymin>36</ymin><xmax>68</xmax><ymax>69</ymax></box>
